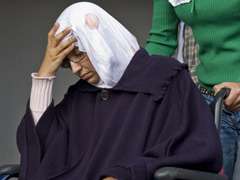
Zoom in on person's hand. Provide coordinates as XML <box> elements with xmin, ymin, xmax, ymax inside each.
<box><xmin>38</xmin><ymin>23</ymin><xmax>77</xmax><ymax>77</ymax></box>
<box><xmin>102</xmin><ymin>177</ymin><xmax>118</xmax><ymax>180</ymax></box>
<box><xmin>213</xmin><ymin>82</ymin><xmax>240</xmax><ymax>111</ymax></box>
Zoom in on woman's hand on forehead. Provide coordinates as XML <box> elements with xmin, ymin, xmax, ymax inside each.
<box><xmin>37</xmin><ymin>23</ymin><xmax>77</xmax><ymax>77</ymax></box>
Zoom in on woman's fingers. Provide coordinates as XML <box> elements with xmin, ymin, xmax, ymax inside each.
<box><xmin>38</xmin><ymin>27</ymin><xmax>76</xmax><ymax>77</ymax></box>
<box><xmin>47</xmin><ymin>23</ymin><xmax>60</xmax><ymax>44</ymax></box>
<box><xmin>47</xmin><ymin>23</ymin><xmax>77</xmax><ymax>57</ymax></box>
<box><xmin>55</xmin><ymin>36</ymin><xmax>77</xmax><ymax>55</ymax></box>
<box><xmin>53</xmin><ymin>28</ymin><xmax>71</xmax><ymax>46</ymax></box>
<box><xmin>48</xmin><ymin>23</ymin><xmax>71</xmax><ymax>48</ymax></box>
<box><xmin>38</xmin><ymin>23</ymin><xmax>78</xmax><ymax>77</ymax></box>
<box><xmin>48</xmin><ymin>23</ymin><xmax>60</xmax><ymax>36</ymax></box>
<box><xmin>58</xmin><ymin>42</ymin><xmax>76</xmax><ymax>61</ymax></box>
<box><xmin>45</xmin><ymin>23</ymin><xmax>77</xmax><ymax>62</ymax></box>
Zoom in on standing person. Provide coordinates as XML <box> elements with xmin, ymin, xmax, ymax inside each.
<box><xmin>173</xmin><ymin>22</ymin><xmax>200</xmax><ymax>85</ymax></box>
<box><xmin>145</xmin><ymin>1</ymin><xmax>240</xmax><ymax>179</ymax></box>
<box><xmin>17</xmin><ymin>2</ymin><xmax>223</xmax><ymax>180</ymax></box>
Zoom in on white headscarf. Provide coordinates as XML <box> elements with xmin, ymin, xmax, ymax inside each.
<box><xmin>55</xmin><ymin>2</ymin><xmax>140</xmax><ymax>88</ymax></box>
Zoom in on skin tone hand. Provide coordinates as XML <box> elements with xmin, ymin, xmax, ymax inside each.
<box><xmin>213</xmin><ymin>82</ymin><xmax>240</xmax><ymax>111</ymax></box>
<box><xmin>102</xmin><ymin>177</ymin><xmax>117</xmax><ymax>180</ymax></box>
<box><xmin>38</xmin><ymin>23</ymin><xmax>77</xmax><ymax>77</ymax></box>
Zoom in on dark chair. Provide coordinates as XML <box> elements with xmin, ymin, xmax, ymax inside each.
<box><xmin>0</xmin><ymin>89</ymin><xmax>230</xmax><ymax>180</ymax></box>
<box><xmin>0</xmin><ymin>164</ymin><xmax>19</xmax><ymax>180</ymax></box>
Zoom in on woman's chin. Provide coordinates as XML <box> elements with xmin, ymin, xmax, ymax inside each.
<box><xmin>86</xmin><ymin>77</ymin><xmax>100</xmax><ymax>85</ymax></box>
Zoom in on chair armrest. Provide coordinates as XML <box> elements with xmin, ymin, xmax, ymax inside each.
<box><xmin>209</xmin><ymin>88</ymin><xmax>230</xmax><ymax>134</ymax></box>
<box><xmin>0</xmin><ymin>164</ymin><xmax>20</xmax><ymax>178</ymax></box>
<box><xmin>154</xmin><ymin>167</ymin><xmax>227</xmax><ymax>180</ymax></box>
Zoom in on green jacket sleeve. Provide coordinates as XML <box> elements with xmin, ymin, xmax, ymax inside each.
<box><xmin>146</xmin><ymin>0</ymin><xmax>179</xmax><ymax>56</ymax></box>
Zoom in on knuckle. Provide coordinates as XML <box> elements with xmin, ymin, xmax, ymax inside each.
<box><xmin>225</xmin><ymin>102</ymin><xmax>231</xmax><ymax>107</ymax></box>
<box><xmin>68</xmin><ymin>38</ymin><xmax>73</xmax><ymax>43</ymax></box>
<box><xmin>48</xmin><ymin>31</ymin><xmax>52</xmax><ymax>37</ymax></box>
<box><xmin>63</xmin><ymin>28</ymin><xmax>70</xmax><ymax>33</ymax></box>
<box><xmin>54</xmin><ymin>35</ymin><xmax>61</xmax><ymax>42</ymax></box>
<box><xmin>48</xmin><ymin>50</ymin><xmax>55</xmax><ymax>58</ymax></box>
<box><xmin>68</xmin><ymin>44</ymin><xmax>75</xmax><ymax>51</ymax></box>
<box><xmin>60</xmin><ymin>49</ymin><xmax>67</xmax><ymax>57</ymax></box>
<box><xmin>46</xmin><ymin>49</ymin><xmax>51</xmax><ymax>55</ymax></box>
<box><xmin>64</xmin><ymin>49</ymin><xmax>70</xmax><ymax>56</ymax></box>
<box><xmin>58</xmin><ymin>43</ymin><xmax>65</xmax><ymax>49</ymax></box>
<box><xmin>48</xmin><ymin>51</ymin><xmax>54</xmax><ymax>57</ymax></box>
<box><xmin>236</xmin><ymin>88</ymin><xmax>240</xmax><ymax>95</ymax></box>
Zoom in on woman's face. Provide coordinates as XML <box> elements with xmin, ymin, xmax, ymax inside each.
<box><xmin>67</xmin><ymin>47</ymin><xmax>100</xmax><ymax>84</ymax></box>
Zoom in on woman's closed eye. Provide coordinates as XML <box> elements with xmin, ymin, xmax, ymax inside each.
<box><xmin>69</xmin><ymin>53</ymin><xmax>86</xmax><ymax>63</ymax></box>
<box><xmin>61</xmin><ymin>47</ymin><xmax>88</xmax><ymax>68</ymax></box>
<box><xmin>68</xmin><ymin>50</ymin><xmax>87</xmax><ymax>63</ymax></box>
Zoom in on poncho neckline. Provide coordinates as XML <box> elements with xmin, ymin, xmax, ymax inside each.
<box><xmin>74</xmin><ymin>48</ymin><xmax>188</xmax><ymax>101</ymax></box>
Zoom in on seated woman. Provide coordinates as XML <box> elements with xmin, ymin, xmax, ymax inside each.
<box><xmin>17</xmin><ymin>2</ymin><xmax>223</xmax><ymax>180</ymax></box>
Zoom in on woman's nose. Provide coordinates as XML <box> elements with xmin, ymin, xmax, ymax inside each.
<box><xmin>70</xmin><ymin>61</ymin><xmax>82</xmax><ymax>74</ymax></box>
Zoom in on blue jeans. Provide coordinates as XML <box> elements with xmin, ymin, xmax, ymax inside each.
<box><xmin>202</xmin><ymin>94</ymin><xmax>240</xmax><ymax>180</ymax></box>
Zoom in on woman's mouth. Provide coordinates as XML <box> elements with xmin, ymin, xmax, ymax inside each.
<box><xmin>80</xmin><ymin>73</ymin><xmax>89</xmax><ymax>80</ymax></box>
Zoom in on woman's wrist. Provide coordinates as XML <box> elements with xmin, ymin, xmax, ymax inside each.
<box><xmin>37</xmin><ymin>69</ymin><xmax>56</xmax><ymax>78</ymax></box>
<box><xmin>32</xmin><ymin>73</ymin><xmax>56</xmax><ymax>80</ymax></box>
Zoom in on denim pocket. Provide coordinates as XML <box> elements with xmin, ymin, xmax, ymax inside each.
<box><xmin>222</xmin><ymin>107</ymin><xmax>237</xmax><ymax>128</ymax></box>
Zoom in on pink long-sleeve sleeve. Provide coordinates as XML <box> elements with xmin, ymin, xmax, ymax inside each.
<box><xmin>30</xmin><ymin>73</ymin><xmax>55</xmax><ymax>125</ymax></box>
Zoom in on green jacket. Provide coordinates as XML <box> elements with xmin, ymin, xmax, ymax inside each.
<box><xmin>146</xmin><ymin>0</ymin><xmax>240</xmax><ymax>90</ymax></box>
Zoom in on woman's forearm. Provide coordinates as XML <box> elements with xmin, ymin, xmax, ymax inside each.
<box><xmin>30</xmin><ymin>73</ymin><xmax>55</xmax><ymax>125</ymax></box>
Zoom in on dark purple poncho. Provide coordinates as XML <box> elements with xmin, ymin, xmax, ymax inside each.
<box><xmin>17</xmin><ymin>48</ymin><xmax>223</xmax><ymax>180</ymax></box>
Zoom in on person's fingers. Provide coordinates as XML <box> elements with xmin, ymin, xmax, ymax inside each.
<box><xmin>213</xmin><ymin>83</ymin><xmax>227</xmax><ymax>94</ymax></box>
<box><xmin>48</xmin><ymin>26</ymin><xmax>71</xmax><ymax>48</ymax></box>
<box><xmin>224</xmin><ymin>90</ymin><xmax>236</xmax><ymax>106</ymax></box>
<box><xmin>227</xmin><ymin>102</ymin><xmax>240</xmax><ymax>111</ymax></box>
<box><xmin>214</xmin><ymin>82</ymin><xmax>240</xmax><ymax>111</ymax></box>
<box><xmin>55</xmin><ymin>36</ymin><xmax>77</xmax><ymax>55</ymax></box>
<box><xmin>47</xmin><ymin>23</ymin><xmax>60</xmax><ymax>45</ymax></box>
<box><xmin>225</xmin><ymin>92</ymin><xmax>240</xmax><ymax>111</ymax></box>
<box><xmin>38</xmin><ymin>42</ymin><xmax>74</xmax><ymax>77</ymax></box>
<box><xmin>57</xmin><ymin>42</ymin><xmax>76</xmax><ymax>61</ymax></box>
<box><xmin>53</xmin><ymin>28</ymin><xmax>71</xmax><ymax>46</ymax></box>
